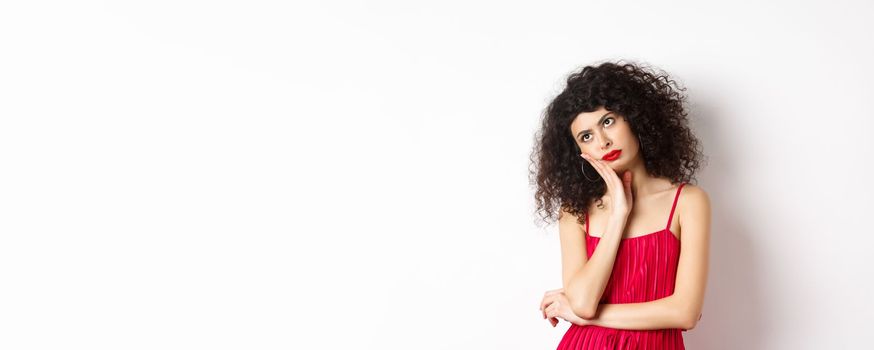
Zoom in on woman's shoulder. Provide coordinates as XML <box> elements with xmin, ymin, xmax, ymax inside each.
<box><xmin>679</xmin><ymin>183</ymin><xmax>709</xmax><ymax>202</ymax></box>
<box><xmin>558</xmin><ymin>206</ymin><xmax>585</xmax><ymax>225</ymax></box>
<box><xmin>678</xmin><ymin>183</ymin><xmax>711</xmax><ymax>221</ymax></box>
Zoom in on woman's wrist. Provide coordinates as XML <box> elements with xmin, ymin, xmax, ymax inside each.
<box><xmin>606</xmin><ymin>215</ymin><xmax>628</xmax><ymax>234</ymax></box>
<box><xmin>571</xmin><ymin>314</ymin><xmax>592</xmax><ymax>326</ymax></box>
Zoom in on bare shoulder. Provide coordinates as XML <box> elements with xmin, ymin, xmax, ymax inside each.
<box><xmin>557</xmin><ymin>207</ymin><xmax>589</xmax><ymax>289</ymax></box>
<box><xmin>678</xmin><ymin>184</ymin><xmax>711</xmax><ymax>236</ymax></box>
<box><xmin>558</xmin><ymin>207</ymin><xmax>585</xmax><ymax>227</ymax></box>
<box><xmin>679</xmin><ymin>183</ymin><xmax>710</xmax><ymax>207</ymax></box>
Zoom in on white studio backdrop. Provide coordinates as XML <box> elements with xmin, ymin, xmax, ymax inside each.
<box><xmin>1</xmin><ymin>1</ymin><xmax>872</xmax><ymax>349</ymax></box>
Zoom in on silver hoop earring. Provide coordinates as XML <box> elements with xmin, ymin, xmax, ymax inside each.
<box><xmin>581</xmin><ymin>162</ymin><xmax>599</xmax><ymax>182</ymax></box>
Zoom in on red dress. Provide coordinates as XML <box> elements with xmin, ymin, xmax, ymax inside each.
<box><xmin>556</xmin><ymin>182</ymin><xmax>688</xmax><ymax>350</ymax></box>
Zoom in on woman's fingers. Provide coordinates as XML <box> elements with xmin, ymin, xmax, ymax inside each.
<box><xmin>540</xmin><ymin>293</ymin><xmax>555</xmax><ymax>312</ymax></box>
<box><xmin>597</xmin><ymin>157</ymin><xmax>622</xmax><ymax>189</ymax></box>
<box><xmin>622</xmin><ymin>171</ymin><xmax>632</xmax><ymax>202</ymax></box>
<box><xmin>580</xmin><ymin>153</ymin><xmax>606</xmax><ymax>185</ymax></box>
<box><xmin>540</xmin><ymin>289</ymin><xmax>563</xmax><ymax>315</ymax></box>
<box><xmin>586</xmin><ymin>154</ymin><xmax>616</xmax><ymax>186</ymax></box>
<box><xmin>582</xmin><ymin>153</ymin><xmax>605</xmax><ymax>183</ymax></box>
<box><xmin>581</xmin><ymin>153</ymin><xmax>619</xmax><ymax>191</ymax></box>
<box><xmin>545</xmin><ymin>304</ymin><xmax>559</xmax><ymax>327</ymax></box>
<box><xmin>542</xmin><ymin>300</ymin><xmax>553</xmax><ymax>319</ymax></box>
<box><xmin>582</xmin><ymin>152</ymin><xmax>630</xmax><ymax>217</ymax></box>
<box><xmin>545</xmin><ymin>288</ymin><xmax>563</xmax><ymax>295</ymax></box>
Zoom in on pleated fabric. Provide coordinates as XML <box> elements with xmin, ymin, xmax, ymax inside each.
<box><xmin>556</xmin><ymin>183</ymin><xmax>687</xmax><ymax>350</ymax></box>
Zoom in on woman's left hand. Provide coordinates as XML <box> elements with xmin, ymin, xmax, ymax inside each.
<box><xmin>540</xmin><ymin>288</ymin><xmax>590</xmax><ymax>327</ymax></box>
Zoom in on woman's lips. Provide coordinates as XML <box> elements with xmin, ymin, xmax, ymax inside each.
<box><xmin>602</xmin><ymin>150</ymin><xmax>621</xmax><ymax>161</ymax></box>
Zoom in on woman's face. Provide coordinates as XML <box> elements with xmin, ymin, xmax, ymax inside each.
<box><xmin>569</xmin><ymin>106</ymin><xmax>640</xmax><ymax>171</ymax></box>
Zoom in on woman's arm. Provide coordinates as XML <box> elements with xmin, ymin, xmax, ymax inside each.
<box><xmin>563</xmin><ymin>213</ymin><xmax>629</xmax><ymax>319</ymax></box>
<box><xmin>578</xmin><ymin>186</ymin><xmax>711</xmax><ymax>330</ymax></box>
<box><xmin>584</xmin><ymin>295</ymin><xmax>691</xmax><ymax>330</ymax></box>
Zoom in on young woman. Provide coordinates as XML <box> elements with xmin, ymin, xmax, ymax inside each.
<box><xmin>530</xmin><ymin>60</ymin><xmax>711</xmax><ymax>349</ymax></box>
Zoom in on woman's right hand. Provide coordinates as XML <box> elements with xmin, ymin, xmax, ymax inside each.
<box><xmin>580</xmin><ymin>152</ymin><xmax>633</xmax><ymax>221</ymax></box>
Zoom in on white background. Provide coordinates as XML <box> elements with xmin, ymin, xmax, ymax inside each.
<box><xmin>1</xmin><ymin>1</ymin><xmax>872</xmax><ymax>349</ymax></box>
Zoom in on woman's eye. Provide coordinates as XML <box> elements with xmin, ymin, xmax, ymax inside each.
<box><xmin>580</xmin><ymin>117</ymin><xmax>614</xmax><ymax>142</ymax></box>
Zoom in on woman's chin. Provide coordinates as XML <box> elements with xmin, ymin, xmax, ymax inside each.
<box><xmin>606</xmin><ymin>155</ymin><xmax>634</xmax><ymax>172</ymax></box>
<box><xmin>608</xmin><ymin>163</ymin><xmax>628</xmax><ymax>173</ymax></box>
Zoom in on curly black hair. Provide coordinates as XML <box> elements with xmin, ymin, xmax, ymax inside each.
<box><xmin>529</xmin><ymin>59</ymin><xmax>706</xmax><ymax>227</ymax></box>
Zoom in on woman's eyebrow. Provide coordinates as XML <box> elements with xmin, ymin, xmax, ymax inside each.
<box><xmin>576</xmin><ymin>112</ymin><xmax>613</xmax><ymax>139</ymax></box>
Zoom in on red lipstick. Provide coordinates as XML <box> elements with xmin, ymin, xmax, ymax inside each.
<box><xmin>602</xmin><ymin>150</ymin><xmax>621</xmax><ymax>161</ymax></box>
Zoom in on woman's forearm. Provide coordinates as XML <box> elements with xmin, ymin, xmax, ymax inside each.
<box><xmin>584</xmin><ymin>295</ymin><xmax>691</xmax><ymax>331</ymax></box>
<box><xmin>565</xmin><ymin>216</ymin><xmax>628</xmax><ymax>319</ymax></box>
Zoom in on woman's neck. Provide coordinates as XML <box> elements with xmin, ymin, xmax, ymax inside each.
<box><xmin>618</xmin><ymin>155</ymin><xmax>674</xmax><ymax>199</ymax></box>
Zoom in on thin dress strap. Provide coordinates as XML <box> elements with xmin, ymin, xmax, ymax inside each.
<box><xmin>584</xmin><ymin>211</ymin><xmax>589</xmax><ymax>238</ymax></box>
<box><xmin>666</xmin><ymin>182</ymin><xmax>687</xmax><ymax>231</ymax></box>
